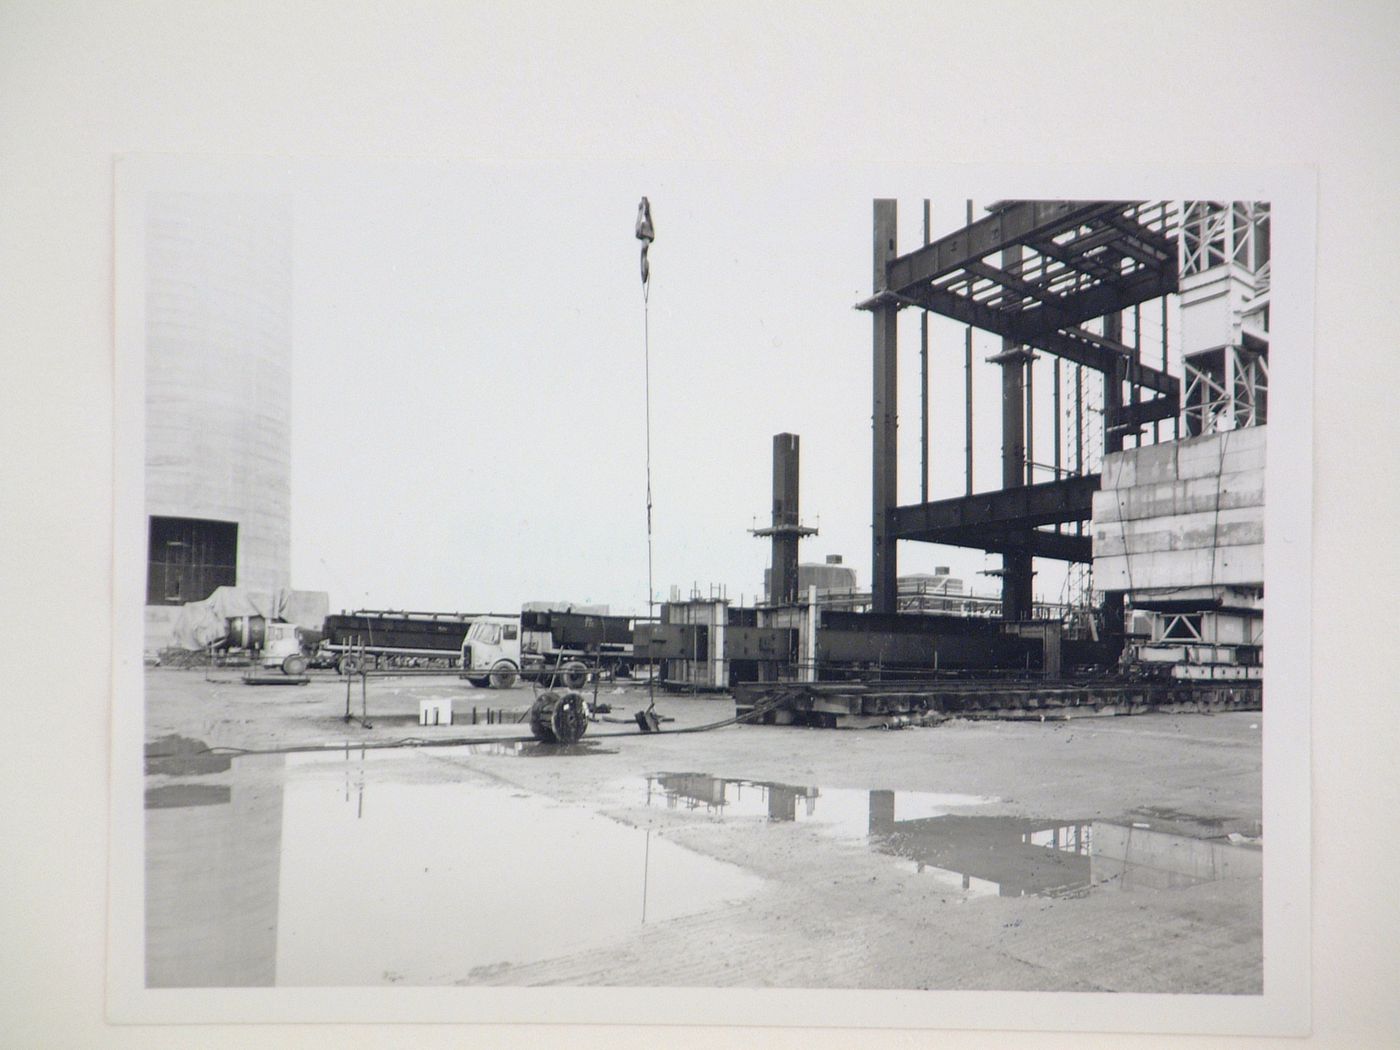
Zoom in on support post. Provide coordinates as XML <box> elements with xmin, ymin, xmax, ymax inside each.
<box><xmin>872</xmin><ymin>199</ymin><xmax>899</xmax><ymax>614</ymax></box>
<box><xmin>768</xmin><ymin>433</ymin><xmax>803</xmax><ymax>605</ymax></box>
<box><xmin>1101</xmin><ymin>308</ymin><xmax>1126</xmax><ymax>634</ymax></box>
<box><xmin>920</xmin><ymin>199</ymin><xmax>930</xmax><ymax>504</ymax></box>
<box><xmin>1103</xmin><ymin>310</ymin><xmax>1125</xmax><ymax>456</ymax></box>
<box><xmin>965</xmin><ymin>199</ymin><xmax>974</xmax><ymax>496</ymax></box>
<box><xmin>993</xmin><ymin>242</ymin><xmax>1034</xmax><ymax>621</ymax></box>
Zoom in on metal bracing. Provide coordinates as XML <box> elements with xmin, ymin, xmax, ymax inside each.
<box><xmin>1182</xmin><ymin>345</ymin><xmax>1269</xmax><ymax>436</ymax></box>
<box><xmin>1181</xmin><ymin>201</ymin><xmax>1270</xmax><ymax>277</ymax></box>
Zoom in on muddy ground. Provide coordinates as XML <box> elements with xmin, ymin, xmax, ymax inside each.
<box><xmin>143</xmin><ymin>668</ymin><xmax>1263</xmax><ymax>993</ymax></box>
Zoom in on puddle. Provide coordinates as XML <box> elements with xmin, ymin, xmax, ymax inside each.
<box><xmin>145</xmin><ymin>784</ymin><xmax>231</xmax><ymax>809</ymax></box>
<box><xmin>146</xmin><ymin>750</ymin><xmax>762</xmax><ymax>987</ymax></box>
<box><xmin>144</xmin><ymin>734</ymin><xmax>232</xmax><ymax>776</ymax></box>
<box><xmin>643</xmin><ymin>772</ymin><xmax>994</xmax><ymax>833</ymax></box>
<box><xmin>643</xmin><ymin>773</ymin><xmax>1261</xmax><ymax>900</ymax></box>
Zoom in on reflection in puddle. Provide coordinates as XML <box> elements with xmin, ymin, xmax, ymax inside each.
<box><xmin>144</xmin><ymin>734</ymin><xmax>232</xmax><ymax>776</ymax></box>
<box><xmin>145</xmin><ymin>753</ymin><xmax>285</xmax><ymax>988</ymax></box>
<box><xmin>145</xmin><ymin>783</ymin><xmax>231</xmax><ymax>809</ymax></box>
<box><xmin>145</xmin><ymin>750</ymin><xmax>762</xmax><ymax>988</ymax></box>
<box><xmin>644</xmin><ymin>773</ymin><xmax>1261</xmax><ymax>900</ymax></box>
<box><xmin>457</xmin><ymin>740</ymin><xmax>617</xmax><ymax>758</ymax></box>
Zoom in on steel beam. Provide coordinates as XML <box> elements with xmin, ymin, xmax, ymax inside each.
<box><xmin>890</xmin><ymin>474</ymin><xmax>1101</xmax><ymax>537</ymax></box>
<box><xmin>1025</xmin><ymin>234</ymin><xmax>1121</xmax><ymax>284</ymax></box>
<box><xmin>1009</xmin><ymin>266</ymin><xmax>1177</xmax><ymax>342</ymax></box>
<box><xmin>965</xmin><ymin>259</ymin><xmax>1059</xmax><ymax>306</ymax></box>
<box><xmin>1028</xmin><ymin>329</ymin><xmax>1177</xmax><ymax>394</ymax></box>
<box><xmin>903</xmin><ymin>284</ymin><xmax>1177</xmax><ymax>394</ymax></box>
<box><xmin>919</xmin><ymin>526</ymin><xmax>1093</xmax><ymax>563</ymax></box>
<box><xmin>1100</xmin><ymin>211</ymin><xmax>1177</xmax><ymax>264</ymax></box>
<box><xmin>886</xmin><ymin>201</ymin><xmax>1118</xmax><ymax>294</ymax></box>
<box><xmin>872</xmin><ymin>200</ymin><xmax>899</xmax><ymax>614</ymax></box>
<box><xmin>1107</xmin><ymin>394</ymin><xmax>1178</xmax><ymax>435</ymax></box>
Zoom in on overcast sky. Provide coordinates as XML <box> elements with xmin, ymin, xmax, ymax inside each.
<box><xmin>150</xmin><ymin>160</ymin><xmax>1179</xmax><ymax>616</ymax></box>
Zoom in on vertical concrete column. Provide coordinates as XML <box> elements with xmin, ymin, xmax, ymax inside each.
<box><xmin>872</xmin><ymin>199</ymin><xmax>899</xmax><ymax>614</ymax></box>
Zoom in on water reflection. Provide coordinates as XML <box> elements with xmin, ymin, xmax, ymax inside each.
<box><xmin>457</xmin><ymin>741</ymin><xmax>617</xmax><ymax>758</ymax></box>
<box><xmin>145</xmin><ymin>752</ymin><xmax>285</xmax><ymax>987</ymax></box>
<box><xmin>643</xmin><ymin>773</ymin><xmax>1261</xmax><ymax>899</ymax></box>
<box><xmin>144</xmin><ymin>733</ymin><xmax>233</xmax><ymax>776</ymax></box>
<box><xmin>145</xmin><ymin>749</ymin><xmax>761</xmax><ymax>988</ymax></box>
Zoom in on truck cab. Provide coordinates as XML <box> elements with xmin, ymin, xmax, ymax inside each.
<box><xmin>461</xmin><ymin>615</ymin><xmax>522</xmax><ymax>688</ymax></box>
<box><xmin>260</xmin><ymin>620</ymin><xmax>307</xmax><ymax>675</ymax></box>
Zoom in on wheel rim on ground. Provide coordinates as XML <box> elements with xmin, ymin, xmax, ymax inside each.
<box><xmin>550</xmin><ymin>692</ymin><xmax>589</xmax><ymax>744</ymax></box>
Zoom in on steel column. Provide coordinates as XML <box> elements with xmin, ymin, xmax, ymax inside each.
<box><xmin>920</xmin><ymin>199</ymin><xmax>930</xmax><ymax>504</ymax></box>
<box><xmin>1103</xmin><ymin>310</ymin><xmax>1124</xmax><ymax>456</ymax></box>
<box><xmin>1101</xmin><ymin>308</ymin><xmax>1125</xmax><ymax>632</ymax></box>
<box><xmin>965</xmin><ymin>199</ymin><xmax>974</xmax><ymax>496</ymax></box>
<box><xmin>771</xmin><ymin>434</ymin><xmax>801</xmax><ymax>604</ymax></box>
<box><xmin>996</xmin><ymin>240</ymin><xmax>1033</xmax><ymax>621</ymax></box>
<box><xmin>872</xmin><ymin>200</ymin><xmax>899</xmax><ymax>614</ymax></box>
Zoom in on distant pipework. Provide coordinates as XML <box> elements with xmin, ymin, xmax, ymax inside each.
<box><xmin>751</xmin><ymin>433</ymin><xmax>818</xmax><ymax>605</ymax></box>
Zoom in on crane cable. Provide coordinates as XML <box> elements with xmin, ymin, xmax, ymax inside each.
<box><xmin>636</xmin><ymin>197</ymin><xmax>657</xmax><ymax>718</ymax></box>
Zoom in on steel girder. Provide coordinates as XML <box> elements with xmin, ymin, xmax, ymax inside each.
<box><xmin>884</xmin><ymin>201</ymin><xmax>1119</xmax><ymax>292</ymax></box>
<box><xmin>889</xmin><ymin>474</ymin><xmax>1099</xmax><ymax>564</ymax></box>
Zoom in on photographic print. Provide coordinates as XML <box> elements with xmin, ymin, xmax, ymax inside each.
<box><xmin>109</xmin><ymin>157</ymin><xmax>1313</xmax><ymax>1034</ymax></box>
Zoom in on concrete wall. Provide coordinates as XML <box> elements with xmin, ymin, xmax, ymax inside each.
<box><xmin>1092</xmin><ymin>427</ymin><xmax>1265</xmax><ymax>592</ymax></box>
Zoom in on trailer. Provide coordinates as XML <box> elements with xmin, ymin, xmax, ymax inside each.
<box><xmin>322</xmin><ymin>610</ymin><xmax>493</xmax><ymax>674</ymax></box>
<box><xmin>460</xmin><ymin>609</ymin><xmax>646</xmax><ymax>689</ymax></box>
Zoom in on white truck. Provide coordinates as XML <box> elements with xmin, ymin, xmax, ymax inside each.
<box><xmin>460</xmin><ymin>609</ymin><xmax>639</xmax><ymax>689</ymax></box>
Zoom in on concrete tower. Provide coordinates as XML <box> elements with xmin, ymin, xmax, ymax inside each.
<box><xmin>144</xmin><ymin>191</ymin><xmax>293</xmax><ymax>648</ymax></box>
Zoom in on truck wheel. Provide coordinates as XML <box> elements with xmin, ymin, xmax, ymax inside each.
<box><xmin>338</xmin><ymin>654</ymin><xmax>362</xmax><ymax>676</ymax></box>
<box><xmin>282</xmin><ymin>654</ymin><xmax>308</xmax><ymax>676</ymax></box>
<box><xmin>561</xmin><ymin>661</ymin><xmax>588</xmax><ymax>690</ymax></box>
<box><xmin>536</xmin><ymin>669</ymin><xmax>557</xmax><ymax>690</ymax></box>
<box><xmin>489</xmin><ymin>661</ymin><xmax>518</xmax><ymax>690</ymax></box>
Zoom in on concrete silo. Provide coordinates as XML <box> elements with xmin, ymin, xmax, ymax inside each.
<box><xmin>143</xmin><ymin>191</ymin><xmax>294</xmax><ymax>651</ymax></box>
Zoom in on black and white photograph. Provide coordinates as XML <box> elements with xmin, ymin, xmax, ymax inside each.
<box><xmin>106</xmin><ymin>156</ymin><xmax>1315</xmax><ymax>1035</ymax></box>
<box><xmin>5</xmin><ymin>5</ymin><xmax>1396</xmax><ymax>1049</ymax></box>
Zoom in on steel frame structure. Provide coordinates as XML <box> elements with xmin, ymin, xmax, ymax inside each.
<box><xmin>860</xmin><ymin>199</ymin><xmax>1181</xmax><ymax>618</ymax></box>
